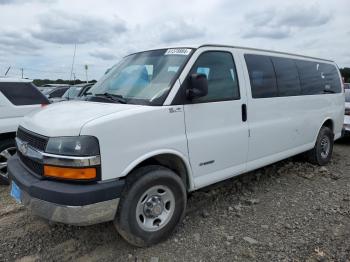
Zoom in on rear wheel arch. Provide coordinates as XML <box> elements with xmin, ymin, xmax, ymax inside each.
<box><xmin>321</xmin><ymin>118</ymin><xmax>334</xmax><ymax>133</ymax></box>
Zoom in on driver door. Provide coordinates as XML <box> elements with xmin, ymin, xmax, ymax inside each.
<box><xmin>183</xmin><ymin>50</ymin><xmax>249</xmax><ymax>189</ymax></box>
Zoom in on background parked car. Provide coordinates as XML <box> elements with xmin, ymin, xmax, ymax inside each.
<box><xmin>62</xmin><ymin>83</ymin><xmax>94</xmax><ymax>101</ymax></box>
<box><xmin>43</xmin><ymin>86</ymin><xmax>70</xmax><ymax>102</ymax></box>
<box><xmin>343</xmin><ymin>89</ymin><xmax>350</xmax><ymax>136</ymax></box>
<box><xmin>344</xmin><ymin>83</ymin><xmax>350</xmax><ymax>89</ymax></box>
<box><xmin>0</xmin><ymin>78</ymin><xmax>49</xmax><ymax>184</ymax></box>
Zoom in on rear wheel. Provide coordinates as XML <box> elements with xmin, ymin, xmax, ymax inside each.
<box><xmin>114</xmin><ymin>165</ymin><xmax>187</xmax><ymax>247</ymax></box>
<box><xmin>0</xmin><ymin>139</ymin><xmax>16</xmax><ymax>185</ymax></box>
<box><xmin>307</xmin><ymin>126</ymin><xmax>334</xmax><ymax>166</ymax></box>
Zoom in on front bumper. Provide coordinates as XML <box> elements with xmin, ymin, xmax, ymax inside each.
<box><xmin>8</xmin><ymin>155</ymin><xmax>125</xmax><ymax>226</ymax></box>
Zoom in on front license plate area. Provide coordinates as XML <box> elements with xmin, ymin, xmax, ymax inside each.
<box><xmin>10</xmin><ymin>181</ymin><xmax>22</xmax><ymax>204</ymax></box>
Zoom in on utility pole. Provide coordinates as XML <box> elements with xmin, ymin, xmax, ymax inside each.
<box><xmin>21</xmin><ymin>68</ymin><xmax>24</xmax><ymax>79</ymax></box>
<box><xmin>84</xmin><ymin>64</ymin><xmax>88</xmax><ymax>83</ymax></box>
<box><xmin>69</xmin><ymin>43</ymin><xmax>77</xmax><ymax>83</ymax></box>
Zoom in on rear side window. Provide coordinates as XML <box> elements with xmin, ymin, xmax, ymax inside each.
<box><xmin>296</xmin><ymin>61</ymin><xmax>324</xmax><ymax>95</ymax></box>
<box><xmin>296</xmin><ymin>61</ymin><xmax>341</xmax><ymax>95</ymax></box>
<box><xmin>190</xmin><ymin>51</ymin><xmax>240</xmax><ymax>103</ymax></box>
<box><xmin>245</xmin><ymin>54</ymin><xmax>278</xmax><ymax>98</ymax></box>
<box><xmin>318</xmin><ymin>63</ymin><xmax>341</xmax><ymax>93</ymax></box>
<box><xmin>271</xmin><ymin>57</ymin><xmax>301</xmax><ymax>96</ymax></box>
<box><xmin>0</xmin><ymin>82</ymin><xmax>49</xmax><ymax>106</ymax></box>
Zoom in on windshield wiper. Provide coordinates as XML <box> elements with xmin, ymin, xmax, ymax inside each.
<box><xmin>323</xmin><ymin>89</ymin><xmax>336</xmax><ymax>94</ymax></box>
<box><xmin>94</xmin><ymin>93</ymin><xmax>127</xmax><ymax>104</ymax></box>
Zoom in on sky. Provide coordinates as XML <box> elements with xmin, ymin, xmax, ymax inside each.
<box><xmin>0</xmin><ymin>0</ymin><xmax>349</xmax><ymax>80</ymax></box>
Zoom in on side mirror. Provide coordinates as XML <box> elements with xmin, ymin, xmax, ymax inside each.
<box><xmin>187</xmin><ymin>73</ymin><xmax>208</xmax><ymax>99</ymax></box>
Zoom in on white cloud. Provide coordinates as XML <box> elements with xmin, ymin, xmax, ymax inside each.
<box><xmin>31</xmin><ymin>11</ymin><xmax>127</xmax><ymax>44</ymax></box>
<box><xmin>0</xmin><ymin>0</ymin><xmax>348</xmax><ymax>80</ymax></box>
<box><xmin>242</xmin><ymin>4</ymin><xmax>332</xmax><ymax>39</ymax></box>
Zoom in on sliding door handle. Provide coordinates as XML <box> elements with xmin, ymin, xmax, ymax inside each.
<box><xmin>242</xmin><ymin>104</ymin><xmax>247</xmax><ymax>122</ymax></box>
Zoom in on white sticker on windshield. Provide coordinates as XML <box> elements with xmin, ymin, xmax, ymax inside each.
<box><xmin>165</xmin><ymin>48</ymin><xmax>191</xmax><ymax>56</ymax></box>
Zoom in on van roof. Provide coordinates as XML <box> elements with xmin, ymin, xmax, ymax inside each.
<box><xmin>198</xmin><ymin>44</ymin><xmax>334</xmax><ymax>63</ymax></box>
<box><xmin>0</xmin><ymin>78</ymin><xmax>32</xmax><ymax>83</ymax></box>
<box><xmin>131</xmin><ymin>44</ymin><xmax>334</xmax><ymax>63</ymax></box>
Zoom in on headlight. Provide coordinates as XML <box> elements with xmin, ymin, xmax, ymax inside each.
<box><xmin>45</xmin><ymin>136</ymin><xmax>100</xmax><ymax>156</ymax></box>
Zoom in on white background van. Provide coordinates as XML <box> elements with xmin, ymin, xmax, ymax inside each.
<box><xmin>0</xmin><ymin>78</ymin><xmax>49</xmax><ymax>184</ymax></box>
<box><xmin>8</xmin><ymin>45</ymin><xmax>344</xmax><ymax>247</ymax></box>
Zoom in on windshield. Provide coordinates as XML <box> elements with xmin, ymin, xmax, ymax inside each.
<box><xmin>89</xmin><ymin>48</ymin><xmax>193</xmax><ymax>105</ymax></box>
<box><xmin>63</xmin><ymin>86</ymin><xmax>83</xmax><ymax>99</ymax></box>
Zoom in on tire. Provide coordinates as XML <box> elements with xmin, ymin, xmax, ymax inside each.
<box><xmin>114</xmin><ymin>165</ymin><xmax>187</xmax><ymax>247</ymax></box>
<box><xmin>0</xmin><ymin>138</ymin><xmax>16</xmax><ymax>185</ymax></box>
<box><xmin>307</xmin><ymin>126</ymin><xmax>334</xmax><ymax>166</ymax></box>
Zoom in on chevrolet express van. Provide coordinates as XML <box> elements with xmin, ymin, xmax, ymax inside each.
<box><xmin>0</xmin><ymin>78</ymin><xmax>49</xmax><ymax>185</ymax></box>
<box><xmin>8</xmin><ymin>45</ymin><xmax>344</xmax><ymax>247</ymax></box>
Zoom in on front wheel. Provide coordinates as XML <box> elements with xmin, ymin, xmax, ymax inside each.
<box><xmin>307</xmin><ymin>126</ymin><xmax>334</xmax><ymax>166</ymax></box>
<box><xmin>114</xmin><ymin>165</ymin><xmax>187</xmax><ymax>247</ymax></box>
<box><xmin>0</xmin><ymin>139</ymin><xmax>16</xmax><ymax>185</ymax></box>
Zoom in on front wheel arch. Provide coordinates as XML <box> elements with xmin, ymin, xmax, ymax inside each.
<box><xmin>122</xmin><ymin>151</ymin><xmax>194</xmax><ymax>191</ymax></box>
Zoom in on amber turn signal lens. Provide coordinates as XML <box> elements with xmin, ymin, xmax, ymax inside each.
<box><xmin>44</xmin><ymin>165</ymin><xmax>96</xmax><ymax>180</ymax></box>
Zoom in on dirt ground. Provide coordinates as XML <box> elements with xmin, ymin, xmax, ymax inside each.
<box><xmin>0</xmin><ymin>139</ymin><xmax>349</xmax><ymax>262</ymax></box>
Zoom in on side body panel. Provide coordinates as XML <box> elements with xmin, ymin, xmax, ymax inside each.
<box><xmin>80</xmin><ymin>106</ymin><xmax>192</xmax><ymax>186</ymax></box>
<box><xmin>178</xmin><ymin>47</ymin><xmax>249</xmax><ymax>189</ymax></box>
<box><xmin>236</xmin><ymin>48</ymin><xmax>344</xmax><ymax>172</ymax></box>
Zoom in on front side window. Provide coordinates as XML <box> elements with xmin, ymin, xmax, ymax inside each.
<box><xmin>89</xmin><ymin>49</ymin><xmax>192</xmax><ymax>105</ymax></box>
<box><xmin>189</xmin><ymin>51</ymin><xmax>240</xmax><ymax>103</ymax></box>
<box><xmin>245</xmin><ymin>54</ymin><xmax>278</xmax><ymax>98</ymax></box>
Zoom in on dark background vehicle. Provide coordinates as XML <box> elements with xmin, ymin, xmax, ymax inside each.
<box><xmin>44</xmin><ymin>86</ymin><xmax>70</xmax><ymax>99</ymax></box>
<box><xmin>344</xmin><ymin>83</ymin><xmax>350</xmax><ymax>89</ymax></box>
<box><xmin>62</xmin><ymin>83</ymin><xmax>94</xmax><ymax>101</ymax></box>
<box><xmin>343</xmin><ymin>89</ymin><xmax>350</xmax><ymax>136</ymax></box>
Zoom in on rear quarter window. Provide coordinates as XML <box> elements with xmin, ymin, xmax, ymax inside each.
<box><xmin>0</xmin><ymin>82</ymin><xmax>49</xmax><ymax>106</ymax></box>
<box><xmin>296</xmin><ymin>61</ymin><xmax>341</xmax><ymax>95</ymax></box>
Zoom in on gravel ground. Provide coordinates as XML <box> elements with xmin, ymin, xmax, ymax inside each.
<box><xmin>1</xmin><ymin>139</ymin><xmax>350</xmax><ymax>262</ymax></box>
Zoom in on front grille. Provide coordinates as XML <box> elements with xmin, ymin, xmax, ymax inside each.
<box><xmin>18</xmin><ymin>151</ymin><xmax>43</xmax><ymax>175</ymax></box>
<box><xmin>17</xmin><ymin>126</ymin><xmax>47</xmax><ymax>176</ymax></box>
<box><xmin>17</xmin><ymin>126</ymin><xmax>48</xmax><ymax>152</ymax></box>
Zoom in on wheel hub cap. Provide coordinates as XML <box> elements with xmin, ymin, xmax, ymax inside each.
<box><xmin>136</xmin><ymin>185</ymin><xmax>175</xmax><ymax>232</ymax></box>
<box><xmin>320</xmin><ymin>136</ymin><xmax>330</xmax><ymax>159</ymax></box>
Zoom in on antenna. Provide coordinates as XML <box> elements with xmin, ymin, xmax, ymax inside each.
<box><xmin>84</xmin><ymin>64</ymin><xmax>89</xmax><ymax>83</ymax></box>
<box><xmin>5</xmin><ymin>66</ymin><xmax>11</xmax><ymax>76</ymax></box>
<box><xmin>69</xmin><ymin>43</ymin><xmax>77</xmax><ymax>83</ymax></box>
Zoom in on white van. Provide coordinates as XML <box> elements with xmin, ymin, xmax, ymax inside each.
<box><xmin>8</xmin><ymin>45</ymin><xmax>344</xmax><ymax>246</ymax></box>
<box><xmin>0</xmin><ymin>78</ymin><xmax>49</xmax><ymax>184</ymax></box>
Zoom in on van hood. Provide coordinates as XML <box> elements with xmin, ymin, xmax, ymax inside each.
<box><xmin>20</xmin><ymin>101</ymin><xmax>141</xmax><ymax>137</ymax></box>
